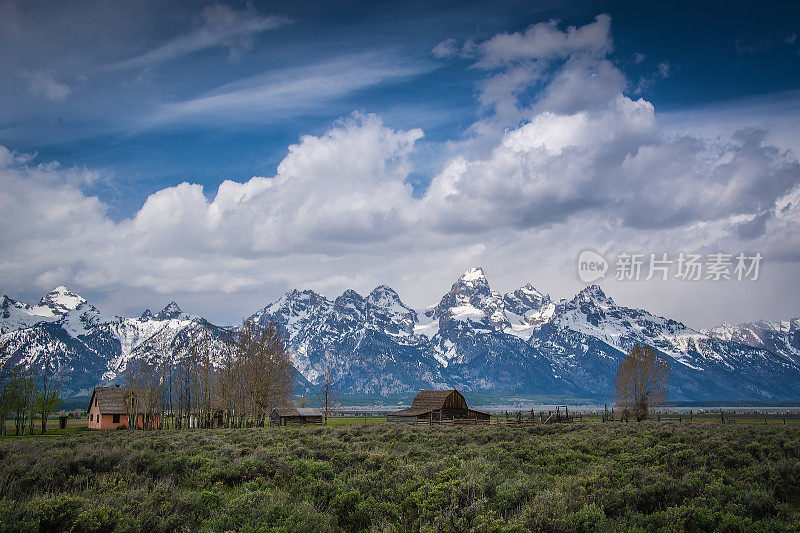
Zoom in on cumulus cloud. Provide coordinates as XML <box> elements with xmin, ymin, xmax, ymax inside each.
<box><xmin>0</xmin><ymin>114</ymin><xmax>424</xmax><ymax>295</ymax></box>
<box><xmin>1</xmin><ymin>14</ymin><xmax>799</xmax><ymax>327</ymax></box>
<box><xmin>127</xmin><ymin>113</ymin><xmax>422</xmax><ymax>257</ymax></box>
<box><xmin>423</xmin><ymin>17</ymin><xmax>800</xmax><ymax>242</ymax></box>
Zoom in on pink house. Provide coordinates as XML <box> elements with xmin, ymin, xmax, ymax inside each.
<box><xmin>87</xmin><ymin>386</ymin><xmax>153</xmax><ymax>430</ymax></box>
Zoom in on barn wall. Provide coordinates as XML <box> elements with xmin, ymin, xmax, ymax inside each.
<box><xmin>413</xmin><ymin>408</ymin><xmax>490</xmax><ymax>421</ymax></box>
<box><xmin>444</xmin><ymin>391</ymin><xmax>467</xmax><ymax>409</ymax></box>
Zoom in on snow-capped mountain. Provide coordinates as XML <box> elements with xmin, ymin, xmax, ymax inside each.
<box><xmin>2</xmin><ymin>269</ymin><xmax>799</xmax><ymax>401</ymax></box>
<box><xmin>250</xmin><ymin>267</ymin><xmax>800</xmax><ymax>400</ymax></box>
<box><xmin>250</xmin><ymin>286</ymin><xmax>445</xmax><ymax>396</ymax></box>
<box><xmin>0</xmin><ymin>294</ymin><xmax>229</xmax><ymax>398</ymax></box>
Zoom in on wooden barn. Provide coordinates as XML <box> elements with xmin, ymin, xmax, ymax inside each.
<box><xmin>387</xmin><ymin>389</ymin><xmax>490</xmax><ymax>424</ymax></box>
<box><xmin>87</xmin><ymin>386</ymin><xmax>155</xmax><ymax>430</ymax></box>
<box><xmin>270</xmin><ymin>407</ymin><xmax>324</xmax><ymax>426</ymax></box>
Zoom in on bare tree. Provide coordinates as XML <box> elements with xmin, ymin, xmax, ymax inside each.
<box><xmin>37</xmin><ymin>352</ymin><xmax>62</xmax><ymax>434</ymax></box>
<box><xmin>317</xmin><ymin>360</ymin><xmax>340</xmax><ymax>426</ymax></box>
<box><xmin>214</xmin><ymin>329</ymin><xmax>239</xmax><ymax>428</ymax></box>
<box><xmin>615</xmin><ymin>344</ymin><xmax>670</xmax><ymax>421</ymax></box>
<box><xmin>235</xmin><ymin>320</ymin><xmax>293</xmax><ymax>426</ymax></box>
<box><xmin>124</xmin><ymin>361</ymin><xmax>144</xmax><ymax>429</ymax></box>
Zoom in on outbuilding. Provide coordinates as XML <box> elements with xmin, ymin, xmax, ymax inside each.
<box><xmin>270</xmin><ymin>407</ymin><xmax>324</xmax><ymax>426</ymax></box>
<box><xmin>387</xmin><ymin>389</ymin><xmax>490</xmax><ymax>424</ymax></box>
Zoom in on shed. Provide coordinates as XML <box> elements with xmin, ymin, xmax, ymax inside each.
<box><xmin>87</xmin><ymin>386</ymin><xmax>155</xmax><ymax>430</ymax></box>
<box><xmin>387</xmin><ymin>389</ymin><xmax>490</xmax><ymax>424</ymax></box>
<box><xmin>270</xmin><ymin>407</ymin><xmax>324</xmax><ymax>426</ymax></box>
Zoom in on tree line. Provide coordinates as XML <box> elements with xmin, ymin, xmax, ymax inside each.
<box><xmin>123</xmin><ymin>320</ymin><xmax>294</xmax><ymax>430</ymax></box>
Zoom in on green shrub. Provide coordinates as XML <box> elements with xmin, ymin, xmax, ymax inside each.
<box><xmin>0</xmin><ymin>422</ymin><xmax>797</xmax><ymax>531</ymax></box>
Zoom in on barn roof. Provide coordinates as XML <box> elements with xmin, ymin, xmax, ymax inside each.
<box><xmin>411</xmin><ymin>389</ymin><xmax>458</xmax><ymax>409</ymax></box>
<box><xmin>88</xmin><ymin>387</ymin><xmax>149</xmax><ymax>414</ymax></box>
<box><xmin>389</xmin><ymin>389</ymin><xmax>461</xmax><ymax>417</ymax></box>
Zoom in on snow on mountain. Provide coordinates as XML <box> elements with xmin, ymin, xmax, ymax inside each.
<box><xmin>39</xmin><ymin>286</ymin><xmax>87</xmax><ymax>315</ymax></box>
<box><xmin>155</xmin><ymin>301</ymin><xmax>185</xmax><ymax>321</ymax></box>
<box><xmin>0</xmin><ymin>289</ymin><xmax>227</xmax><ymax>397</ymax></box>
<box><xmin>250</xmin><ymin>286</ymin><xmax>442</xmax><ymax>395</ymax></box>
<box><xmin>708</xmin><ymin>319</ymin><xmax>800</xmax><ymax>367</ymax></box>
<box><xmin>2</xmin><ymin>272</ymin><xmax>799</xmax><ymax>401</ymax></box>
<box><xmin>1</xmin><ymin>295</ymin><xmax>60</xmax><ymax>334</ymax></box>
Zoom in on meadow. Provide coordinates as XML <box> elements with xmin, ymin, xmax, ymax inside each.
<box><xmin>0</xmin><ymin>422</ymin><xmax>798</xmax><ymax>532</ymax></box>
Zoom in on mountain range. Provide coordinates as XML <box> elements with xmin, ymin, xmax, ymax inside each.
<box><xmin>1</xmin><ymin>268</ymin><xmax>799</xmax><ymax>401</ymax></box>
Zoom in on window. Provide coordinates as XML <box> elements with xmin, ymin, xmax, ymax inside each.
<box><xmin>95</xmin><ymin>397</ymin><xmax>97</xmax><ymax>406</ymax></box>
<box><xmin>112</xmin><ymin>414</ymin><xmax>120</xmax><ymax>424</ymax></box>
<box><xmin>90</xmin><ymin>414</ymin><xmax>93</xmax><ymax>422</ymax></box>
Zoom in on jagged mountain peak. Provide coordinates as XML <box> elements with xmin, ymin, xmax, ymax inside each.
<box><xmin>453</xmin><ymin>268</ymin><xmax>493</xmax><ymax>296</ymax></box>
<box><xmin>367</xmin><ymin>285</ymin><xmax>406</xmax><ymax>309</ymax></box>
<box><xmin>39</xmin><ymin>286</ymin><xmax>87</xmax><ymax>315</ymax></box>
<box><xmin>1</xmin><ymin>294</ymin><xmax>16</xmax><ymax>309</ymax></box>
<box><xmin>156</xmin><ymin>301</ymin><xmax>183</xmax><ymax>320</ymax></box>
<box><xmin>140</xmin><ymin>309</ymin><xmax>154</xmax><ymax>321</ymax></box>
<box><xmin>275</xmin><ymin>289</ymin><xmax>330</xmax><ymax>313</ymax></box>
<box><xmin>572</xmin><ymin>284</ymin><xmax>613</xmax><ymax>305</ymax></box>
<box><xmin>334</xmin><ymin>290</ymin><xmax>367</xmax><ymax>310</ymax></box>
<box><xmin>286</xmin><ymin>288</ymin><xmax>324</xmax><ymax>300</ymax></box>
<box><xmin>460</xmin><ymin>266</ymin><xmax>487</xmax><ymax>282</ymax></box>
<box><xmin>441</xmin><ymin>267</ymin><xmax>493</xmax><ymax>302</ymax></box>
<box><xmin>506</xmin><ymin>283</ymin><xmax>548</xmax><ymax>305</ymax></box>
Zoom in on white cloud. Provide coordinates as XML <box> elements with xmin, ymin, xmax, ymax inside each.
<box><xmin>432</xmin><ymin>38</ymin><xmax>459</xmax><ymax>58</ymax></box>
<box><xmin>152</xmin><ymin>54</ymin><xmax>433</xmax><ymax>124</ymax></box>
<box><xmin>110</xmin><ymin>4</ymin><xmax>288</xmax><ymax>70</ymax></box>
<box><xmin>1</xmin><ymin>15</ymin><xmax>799</xmax><ymax>328</ymax></box>
<box><xmin>477</xmin><ymin>14</ymin><xmax>612</xmax><ymax>67</ymax></box>
<box><xmin>23</xmin><ymin>70</ymin><xmax>71</xmax><ymax>101</ymax></box>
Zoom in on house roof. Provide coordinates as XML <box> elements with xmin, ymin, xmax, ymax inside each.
<box><xmin>273</xmin><ymin>407</ymin><xmax>324</xmax><ymax>417</ymax></box>
<box><xmin>88</xmin><ymin>387</ymin><xmax>149</xmax><ymax>414</ymax></box>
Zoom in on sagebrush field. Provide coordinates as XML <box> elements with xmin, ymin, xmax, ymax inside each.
<box><xmin>1</xmin><ymin>422</ymin><xmax>799</xmax><ymax>532</ymax></box>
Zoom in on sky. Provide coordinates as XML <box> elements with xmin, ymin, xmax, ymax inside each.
<box><xmin>1</xmin><ymin>0</ymin><xmax>799</xmax><ymax>329</ymax></box>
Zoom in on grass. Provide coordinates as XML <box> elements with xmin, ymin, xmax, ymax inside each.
<box><xmin>1</xmin><ymin>417</ymin><xmax>89</xmax><ymax>438</ymax></box>
<box><xmin>0</xmin><ymin>421</ymin><xmax>798</xmax><ymax>531</ymax></box>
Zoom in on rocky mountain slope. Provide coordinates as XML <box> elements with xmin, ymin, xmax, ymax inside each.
<box><xmin>2</xmin><ymin>269</ymin><xmax>799</xmax><ymax>400</ymax></box>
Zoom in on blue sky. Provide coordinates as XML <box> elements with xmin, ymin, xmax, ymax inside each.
<box><xmin>4</xmin><ymin>0</ymin><xmax>799</xmax><ymax>217</ymax></box>
<box><xmin>1</xmin><ymin>0</ymin><xmax>799</xmax><ymax>327</ymax></box>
